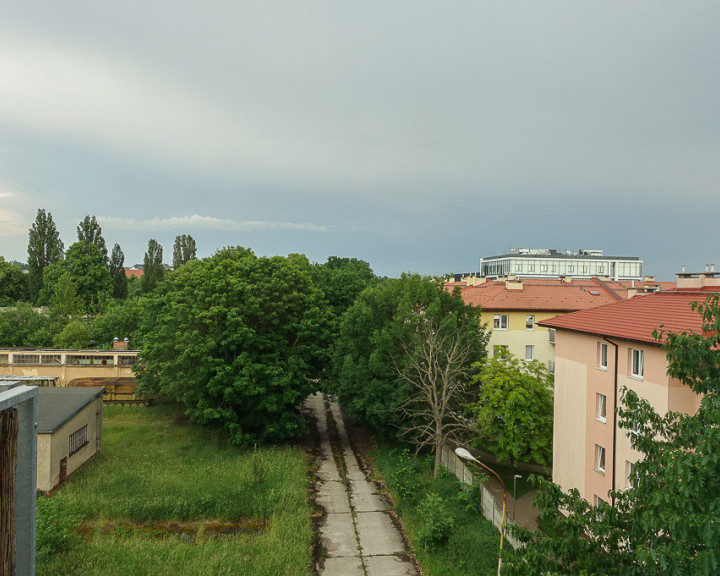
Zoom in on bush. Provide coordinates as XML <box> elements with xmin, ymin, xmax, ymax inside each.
<box><xmin>389</xmin><ymin>449</ymin><xmax>421</xmax><ymax>500</ymax></box>
<box><xmin>36</xmin><ymin>494</ymin><xmax>82</xmax><ymax>561</ymax></box>
<box><xmin>416</xmin><ymin>492</ymin><xmax>454</xmax><ymax>550</ymax></box>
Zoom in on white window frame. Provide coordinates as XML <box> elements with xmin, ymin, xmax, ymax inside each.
<box><xmin>493</xmin><ymin>314</ymin><xmax>508</xmax><ymax>330</ymax></box>
<box><xmin>526</xmin><ymin>314</ymin><xmax>535</xmax><ymax>331</ymax></box>
<box><xmin>596</xmin><ymin>393</ymin><xmax>607</xmax><ymax>423</ymax></box>
<box><xmin>631</xmin><ymin>349</ymin><xmax>644</xmax><ymax>379</ymax></box>
<box><xmin>525</xmin><ymin>345</ymin><xmax>534</xmax><ymax>361</ymax></box>
<box><xmin>626</xmin><ymin>461</ymin><xmax>637</xmax><ymax>489</ymax></box>
<box><xmin>595</xmin><ymin>444</ymin><xmax>606</xmax><ymax>473</ymax></box>
<box><xmin>69</xmin><ymin>424</ymin><xmax>89</xmax><ymax>456</ymax></box>
<box><xmin>599</xmin><ymin>342</ymin><xmax>608</xmax><ymax>370</ymax></box>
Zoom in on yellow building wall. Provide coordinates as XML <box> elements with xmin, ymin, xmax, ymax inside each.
<box><xmin>481</xmin><ymin>310</ymin><xmax>562</xmax><ymax>368</ymax></box>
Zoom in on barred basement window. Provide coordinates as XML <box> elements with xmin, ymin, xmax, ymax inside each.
<box><xmin>69</xmin><ymin>424</ymin><xmax>88</xmax><ymax>455</ymax></box>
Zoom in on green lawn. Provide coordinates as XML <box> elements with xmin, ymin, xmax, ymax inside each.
<box><xmin>37</xmin><ymin>404</ymin><xmax>312</xmax><ymax>576</ymax></box>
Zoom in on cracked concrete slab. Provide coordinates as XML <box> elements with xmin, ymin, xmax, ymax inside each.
<box><xmin>364</xmin><ymin>555</ymin><xmax>418</xmax><ymax>576</ymax></box>
<box><xmin>355</xmin><ymin>511</ymin><xmax>406</xmax><ymax>556</ymax></box>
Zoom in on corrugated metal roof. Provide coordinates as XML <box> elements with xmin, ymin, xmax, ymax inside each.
<box><xmin>37</xmin><ymin>387</ymin><xmax>104</xmax><ymax>434</ymax></box>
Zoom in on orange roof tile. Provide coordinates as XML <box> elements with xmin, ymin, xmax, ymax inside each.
<box><xmin>539</xmin><ymin>290</ymin><xmax>720</xmax><ymax>344</ymax></box>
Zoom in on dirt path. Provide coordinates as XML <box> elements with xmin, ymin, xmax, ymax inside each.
<box><xmin>304</xmin><ymin>393</ymin><xmax>419</xmax><ymax>576</ymax></box>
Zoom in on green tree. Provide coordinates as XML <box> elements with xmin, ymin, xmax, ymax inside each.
<box><xmin>90</xmin><ymin>298</ymin><xmax>143</xmax><ymax>349</ymax></box>
<box><xmin>311</xmin><ymin>256</ymin><xmax>377</xmax><ymax>317</ymax></box>
<box><xmin>507</xmin><ymin>294</ymin><xmax>720</xmax><ymax>576</ymax></box>
<box><xmin>0</xmin><ymin>303</ymin><xmax>55</xmax><ymax>348</ymax></box>
<box><xmin>172</xmin><ymin>234</ymin><xmax>197</xmax><ymax>269</ymax></box>
<box><xmin>27</xmin><ymin>209</ymin><xmax>64</xmax><ymax>300</ymax></box>
<box><xmin>76</xmin><ymin>215</ymin><xmax>108</xmax><ymax>263</ymax></box>
<box><xmin>109</xmin><ymin>244</ymin><xmax>128</xmax><ymax>299</ymax></box>
<box><xmin>49</xmin><ymin>271</ymin><xmax>84</xmax><ymax>317</ymax></box>
<box><xmin>330</xmin><ymin>274</ymin><xmax>487</xmax><ymax>438</ymax></box>
<box><xmin>141</xmin><ymin>239</ymin><xmax>165</xmax><ymax>294</ymax></box>
<box><xmin>467</xmin><ymin>348</ymin><xmax>553</xmax><ymax>471</ymax></box>
<box><xmin>135</xmin><ymin>247</ymin><xmax>333</xmax><ymax>444</ymax></box>
<box><xmin>54</xmin><ymin>319</ymin><xmax>91</xmax><ymax>349</ymax></box>
<box><xmin>0</xmin><ymin>257</ymin><xmax>29</xmax><ymax>305</ymax></box>
<box><xmin>40</xmin><ymin>242</ymin><xmax>112</xmax><ymax>311</ymax></box>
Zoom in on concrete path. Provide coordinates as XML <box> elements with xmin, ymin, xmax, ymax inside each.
<box><xmin>304</xmin><ymin>393</ymin><xmax>418</xmax><ymax>576</ymax></box>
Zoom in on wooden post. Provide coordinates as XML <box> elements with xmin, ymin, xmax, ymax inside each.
<box><xmin>1</xmin><ymin>408</ymin><xmax>18</xmax><ymax>575</ymax></box>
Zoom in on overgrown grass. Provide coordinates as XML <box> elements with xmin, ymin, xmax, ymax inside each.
<box><xmin>372</xmin><ymin>445</ymin><xmax>502</xmax><ymax>576</ymax></box>
<box><xmin>37</xmin><ymin>404</ymin><xmax>311</xmax><ymax>576</ymax></box>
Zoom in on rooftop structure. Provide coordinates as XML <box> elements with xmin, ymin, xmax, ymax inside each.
<box><xmin>478</xmin><ymin>248</ymin><xmax>643</xmax><ymax>281</ymax></box>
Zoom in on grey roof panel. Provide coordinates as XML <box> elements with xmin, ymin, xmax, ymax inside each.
<box><xmin>36</xmin><ymin>387</ymin><xmax>104</xmax><ymax>433</ymax></box>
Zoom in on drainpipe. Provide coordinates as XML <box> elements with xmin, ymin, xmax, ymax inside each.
<box><xmin>603</xmin><ymin>337</ymin><xmax>619</xmax><ymax>506</ymax></box>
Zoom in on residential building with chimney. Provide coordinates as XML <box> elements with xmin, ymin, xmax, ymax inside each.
<box><xmin>539</xmin><ymin>270</ymin><xmax>720</xmax><ymax>506</ymax></box>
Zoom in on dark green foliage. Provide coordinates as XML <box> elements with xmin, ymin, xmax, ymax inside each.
<box><xmin>0</xmin><ymin>303</ymin><xmax>55</xmax><ymax>347</ymax></box>
<box><xmin>48</xmin><ymin>272</ymin><xmax>84</xmax><ymax>317</ymax></box>
<box><xmin>109</xmin><ymin>244</ymin><xmax>128</xmax><ymax>299</ymax></box>
<box><xmin>40</xmin><ymin>242</ymin><xmax>112</xmax><ymax>311</ymax></box>
<box><xmin>172</xmin><ymin>234</ymin><xmax>197</xmax><ymax>269</ymax></box>
<box><xmin>388</xmin><ymin>448</ymin><xmax>422</xmax><ymax>500</ymax></box>
<box><xmin>329</xmin><ymin>274</ymin><xmax>487</xmax><ymax>438</ymax></box>
<box><xmin>0</xmin><ymin>257</ymin><xmax>29</xmax><ymax>305</ymax></box>
<box><xmin>90</xmin><ymin>298</ymin><xmax>143</xmax><ymax>349</ymax></box>
<box><xmin>135</xmin><ymin>247</ymin><xmax>333</xmax><ymax>444</ymax></box>
<box><xmin>468</xmin><ymin>348</ymin><xmax>554</xmax><ymax>469</ymax></box>
<box><xmin>311</xmin><ymin>256</ymin><xmax>377</xmax><ymax>317</ymax></box>
<box><xmin>141</xmin><ymin>239</ymin><xmax>165</xmax><ymax>294</ymax></box>
<box><xmin>76</xmin><ymin>215</ymin><xmax>108</xmax><ymax>263</ymax></box>
<box><xmin>54</xmin><ymin>319</ymin><xmax>91</xmax><ymax>349</ymax></box>
<box><xmin>27</xmin><ymin>209</ymin><xmax>64</xmax><ymax>300</ymax></box>
<box><xmin>507</xmin><ymin>294</ymin><xmax>720</xmax><ymax>576</ymax></box>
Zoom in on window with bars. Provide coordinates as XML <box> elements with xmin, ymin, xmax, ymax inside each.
<box><xmin>69</xmin><ymin>425</ymin><xmax>88</xmax><ymax>455</ymax></box>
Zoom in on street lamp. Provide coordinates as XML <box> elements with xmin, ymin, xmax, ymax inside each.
<box><xmin>513</xmin><ymin>474</ymin><xmax>522</xmax><ymax>520</ymax></box>
<box><xmin>455</xmin><ymin>446</ymin><xmax>507</xmax><ymax>576</ymax></box>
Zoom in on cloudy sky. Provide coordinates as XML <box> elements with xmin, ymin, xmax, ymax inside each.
<box><xmin>1</xmin><ymin>1</ymin><xmax>718</xmax><ymax>279</ymax></box>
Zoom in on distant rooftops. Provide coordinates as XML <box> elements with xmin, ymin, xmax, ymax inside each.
<box><xmin>484</xmin><ymin>248</ymin><xmax>640</xmax><ymax>261</ymax></box>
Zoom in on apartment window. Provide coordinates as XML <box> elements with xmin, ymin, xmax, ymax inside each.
<box><xmin>526</xmin><ymin>315</ymin><xmax>535</xmax><ymax>331</ymax></box>
<box><xmin>540</xmin><ymin>264</ymin><xmax>547</xmax><ymax>272</ymax></box>
<box><xmin>631</xmin><ymin>349</ymin><xmax>644</xmax><ymax>378</ymax></box>
<box><xmin>493</xmin><ymin>314</ymin><xmax>508</xmax><ymax>330</ymax></box>
<box><xmin>547</xmin><ymin>360</ymin><xmax>555</xmax><ymax>373</ymax></box>
<box><xmin>626</xmin><ymin>461</ymin><xmax>637</xmax><ymax>489</ymax></box>
<box><xmin>596</xmin><ymin>393</ymin><xmax>607</xmax><ymax>423</ymax></box>
<box><xmin>525</xmin><ymin>345</ymin><xmax>534</xmax><ymax>361</ymax></box>
<box><xmin>568</xmin><ymin>265</ymin><xmax>574</xmax><ymax>273</ymax></box>
<box><xmin>69</xmin><ymin>425</ymin><xmax>88</xmax><ymax>455</ymax></box>
<box><xmin>595</xmin><ymin>444</ymin><xmax>606</xmax><ymax>472</ymax></box>
<box><xmin>528</xmin><ymin>264</ymin><xmax>535</xmax><ymax>272</ymax></box>
<box><xmin>598</xmin><ymin>342</ymin><xmax>608</xmax><ymax>369</ymax></box>
<box><xmin>548</xmin><ymin>329</ymin><xmax>556</xmax><ymax>344</ymax></box>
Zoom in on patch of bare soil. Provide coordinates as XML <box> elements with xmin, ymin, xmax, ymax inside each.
<box><xmin>303</xmin><ymin>403</ymin><xmax>324</xmax><ymax>576</ymax></box>
<box><xmin>76</xmin><ymin>518</ymin><xmax>268</xmax><ymax>541</ymax></box>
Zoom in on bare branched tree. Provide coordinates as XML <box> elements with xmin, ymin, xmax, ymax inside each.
<box><xmin>394</xmin><ymin>318</ymin><xmax>477</xmax><ymax>477</ymax></box>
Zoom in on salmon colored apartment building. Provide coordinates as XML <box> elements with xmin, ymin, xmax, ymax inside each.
<box><xmin>540</xmin><ymin>271</ymin><xmax>720</xmax><ymax>506</ymax></box>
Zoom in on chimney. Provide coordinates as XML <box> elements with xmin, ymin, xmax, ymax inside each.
<box><xmin>113</xmin><ymin>337</ymin><xmax>130</xmax><ymax>350</ymax></box>
<box><xmin>712</xmin><ymin>264</ymin><xmax>716</xmax><ymax>273</ymax></box>
<box><xmin>681</xmin><ymin>264</ymin><xmax>686</xmax><ymax>273</ymax></box>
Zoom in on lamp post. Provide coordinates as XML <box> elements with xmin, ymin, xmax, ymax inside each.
<box><xmin>513</xmin><ymin>474</ymin><xmax>522</xmax><ymax>520</ymax></box>
<box><xmin>455</xmin><ymin>446</ymin><xmax>507</xmax><ymax>576</ymax></box>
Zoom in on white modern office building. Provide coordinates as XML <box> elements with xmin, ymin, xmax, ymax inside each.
<box><xmin>479</xmin><ymin>248</ymin><xmax>643</xmax><ymax>281</ymax></box>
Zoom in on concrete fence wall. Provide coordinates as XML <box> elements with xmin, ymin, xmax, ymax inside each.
<box><xmin>441</xmin><ymin>444</ymin><xmax>524</xmax><ymax>550</ymax></box>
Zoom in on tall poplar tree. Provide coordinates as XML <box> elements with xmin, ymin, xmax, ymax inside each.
<box><xmin>172</xmin><ymin>234</ymin><xmax>197</xmax><ymax>269</ymax></box>
<box><xmin>27</xmin><ymin>209</ymin><xmax>64</xmax><ymax>300</ymax></box>
<box><xmin>142</xmin><ymin>239</ymin><xmax>165</xmax><ymax>294</ymax></box>
<box><xmin>77</xmin><ymin>215</ymin><xmax>108</xmax><ymax>263</ymax></box>
<box><xmin>109</xmin><ymin>243</ymin><xmax>128</xmax><ymax>299</ymax></box>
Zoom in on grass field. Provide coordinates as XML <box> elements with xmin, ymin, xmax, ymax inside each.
<box><xmin>36</xmin><ymin>404</ymin><xmax>312</xmax><ymax>576</ymax></box>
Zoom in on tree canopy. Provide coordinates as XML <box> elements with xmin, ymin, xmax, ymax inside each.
<box><xmin>141</xmin><ymin>239</ymin><xmax>165</xmax><ymax>294</ymax></box>
<box><xmin>172</xmin><ymin>234</ymin><xmax>197</xmax><ymax>269</ymax></box>
<box><xmin>135</xmin><ymin>247</ymin><xmax>333</xmax><ymax>444</ymax></box>
<box><xmin>0</xmin><ymin>257</ymin><xmax>29</xmax><ymax>305</ymax></box>
<box><xmin>109</xmin><ymin>244</ymin><xmax>128</xmax><ymax>299</ymax></box>
<box><xmin>311</xmin><ymin>256</ymin><xmax>377</xmax><ymax>317</ymax></box>
<box><xmin>27</xmin><ymin>209</ymin><xmax>64</xmax><ymax>300</ymax></box>
<box><xmin>329</xmin><ymin>274</ymin><xmax>487</xmax><ymax>438</ymax></box>
<box><xmin>507</xmin><ymin>294</ymin><xmax>720</xmax><ymax>576</ymax></box>
<box><xmin>468</xmin><ymin>348</ymin><xmax>554</xmax><ymax>470</ymax></box>
<box><xmin>76</xmin><ymin>215</ymin><xmax>108</xmax><ymax>263</ymax></box>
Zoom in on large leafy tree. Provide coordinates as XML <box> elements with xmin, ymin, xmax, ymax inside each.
<box><xmin>330</xmin><ymin>274</ymin><xmax>487</xmax><ymax>438</ymax></box>
<box><xmin>135</xmin><ymin>247</ymin><xmax>333</xmax><ymax>444</ymax></box>
<box><xmin>40</xmin><ymin>242</ymin><xmax>112</xmax><ymax>311</ymax></box>
<box><xmin>0</xmin><ymin>303</ymin><xmax>55</xmax><ymax>348</ymax></box>
<box><xmin>311</xmin><ymin>256</ymin><xmax>377</xmax><ymax>317</ymax></box>
<box><xmin>141</xmin><ymin>239</ymin><xmax>165</xmax><ymax>294</ymax></box>
<box><xmin>76</xmin><ymin>215</ymin><xmax>108</xmax><ymax>263</ymax></box>
<box><xmin>109</xmin><ymin>244</ymin><xmax>128</xmax><ymax>299</ymax></box>
<box><xmin>172</xmin><ymin>234</ymin><xmax>197</xmax><ymax>269</ymax></box>
<box><xmin>90</xmin><ymin>298</ymin><xmax>143</xmax><ymax>349</ymax></box>
<box><xmin>507</xmin><ymin>294</ymin><xmax>720</xmax><ymax>576</ymax></box>
<box><xmin>27</xmin><ymin>209</ymin><xmax>64</xmax><ymax>300</ymax></box>
<box><xmin>0</xmin><ymin>257</ymin><xmax>29</xmax><ymax>305</ymax></box>
<box><xmin>467</xmin><ymin>348</ymin><xmax>554</xmax><ymax>471</ymax></box>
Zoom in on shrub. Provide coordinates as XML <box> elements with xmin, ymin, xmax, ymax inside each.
<box><xmin>416</xmin><ymin>492</ymin><xmax>454</xmax><ymax>550</ymax></box>
<box><xmin>389</xmin><ymin>449</ymin><xmax>421</xmax><ymax>500</ymax></box>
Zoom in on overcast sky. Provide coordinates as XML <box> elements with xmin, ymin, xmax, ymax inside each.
<box><xmin>1</xmin><ymin>1</ymin><xmax>718</xmax><ymax>279</ymax></box>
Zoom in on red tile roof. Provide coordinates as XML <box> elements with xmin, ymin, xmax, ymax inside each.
<box><xmin>539</xmin><ymin>290</ymin><xmax>720</xmax><ymax>344</ymax></box>
<box><xmin>454</xmin><ymin>279</ymin><xmax>622</xmax><ymax>311</ymax></box>
<box><xmin>124</xmin><ymin>268</ymin><xmax>144</xmax><ymax>279</ymax></box>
